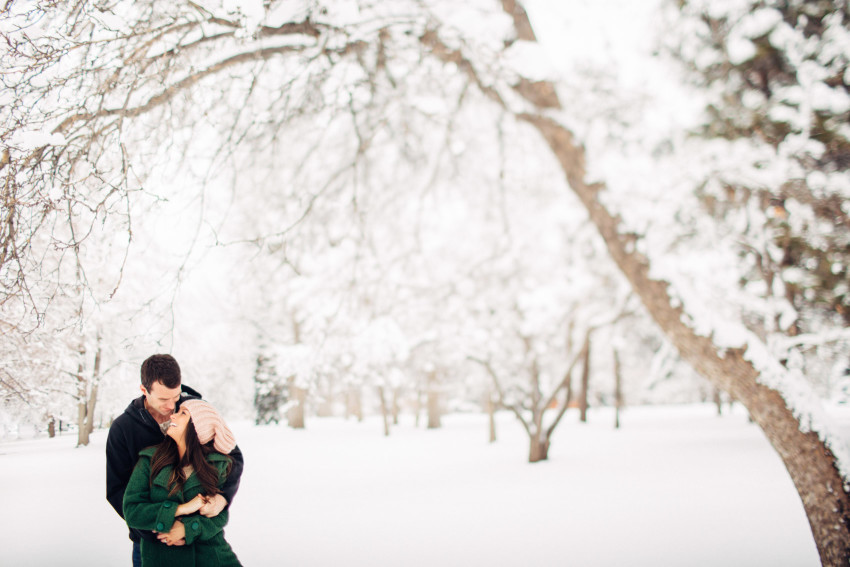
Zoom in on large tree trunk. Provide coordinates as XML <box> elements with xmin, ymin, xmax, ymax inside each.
<box><xmin>425</xmin><ymin>20</ymin><xmax>850</xmax><ymax>560</ymax></box>
<box><xmin>486</xmin><ymin>4</ymin><xmax>850</xmax><ymax>562</ymax></box>
<box><xmin>522</xmin><ymin>112</ymin><xmax>850</xmax><ymax>565</ymax></box>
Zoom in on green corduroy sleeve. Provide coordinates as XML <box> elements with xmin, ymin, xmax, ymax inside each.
<box><xmin>181</xmin><ymin>509</ymin><xmax>229</xmax><ymax>545</ymax></box>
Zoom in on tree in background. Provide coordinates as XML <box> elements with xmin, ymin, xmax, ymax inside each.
<box><xmin>253</xmin><ymin>347</ymin><xmax>286</xmax><ymax>425</ymax></box>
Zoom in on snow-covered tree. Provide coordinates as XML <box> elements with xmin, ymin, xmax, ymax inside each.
<box><xmin>503</xmin><ymin>1</ymin><xmax>850</xmax><ymax>562</ymax></box>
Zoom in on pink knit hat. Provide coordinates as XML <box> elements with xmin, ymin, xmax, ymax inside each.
<box><xmin>181</xmin><ymin>399</ymin><xmax>236</xmax><ymax>454</ymax></box>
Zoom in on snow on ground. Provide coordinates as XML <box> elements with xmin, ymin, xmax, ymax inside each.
<box><xmin>0</xmin><ymin>404</ymin><xmax>823</xmax><ymax>566</ymax></box>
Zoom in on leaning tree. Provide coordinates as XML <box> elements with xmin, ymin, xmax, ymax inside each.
<box><xmin>494</xmin><ymin>1</ymin><xmax>850</xmax><ymax>563</ymax></box>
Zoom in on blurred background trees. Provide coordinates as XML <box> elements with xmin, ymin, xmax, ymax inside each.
<box><xmin>0</xmin><ymin>0</ymin><xmax>844</xmax><ymax>467</ymax></box>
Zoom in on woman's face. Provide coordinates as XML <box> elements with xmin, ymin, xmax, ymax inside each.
<box><xmin>167</xmin><ymin>404</ymin><xmax>191</xmax><ymax>441</ymax></box>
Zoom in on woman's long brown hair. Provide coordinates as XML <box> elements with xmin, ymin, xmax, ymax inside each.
<box><xmin>150</xmin><ymin>419</ymin><xmax>232</xmax><ymax>497</ymax></box>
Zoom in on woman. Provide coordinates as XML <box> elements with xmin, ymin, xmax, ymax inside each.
<box><xmin>123</xmin><ymin>399</ymin><xmax>243</xmax><ymax>566</ymax></box>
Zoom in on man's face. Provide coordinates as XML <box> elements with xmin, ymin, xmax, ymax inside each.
<box><xmin>141</xmin><ymin>381</ymin><xmax>181</xmax><ymax>420</ymax></box>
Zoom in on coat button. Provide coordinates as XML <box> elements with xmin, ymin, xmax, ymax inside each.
<box><xmin>156</xmin><ymin>522</ymin><xmax>164</xmax><ymax>531</ymax></box>
<box><xmin>192</xmin><ymin>522</ymin><xmax>199</xmax><ymax>530</ymax></box>
<box><xmin>163</xmin><ymin>502</ymin><xmax>172</xmax><ymax>508</ymax></box>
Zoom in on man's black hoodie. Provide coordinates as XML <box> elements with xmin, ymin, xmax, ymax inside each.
<box><xmin>105</xmin><ymin>384</ymin><xmax>244</xmax><ymax>542</ymax></box>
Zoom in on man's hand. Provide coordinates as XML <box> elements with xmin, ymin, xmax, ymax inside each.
<box><xmin>199</xmin><ymin>493</ymin><xmax>227</xmax><ymax>518</ymax></box>
<box><xmin>156</xmin><ymin>520</ymin><xmax>186</xmax><ymax>546</ymax></box>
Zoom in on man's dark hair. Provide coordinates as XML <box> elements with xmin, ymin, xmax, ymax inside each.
<box><xmin>140</xmin><ymin>354</ymin><xmax>181</xmax><ymax>391</ymax></box>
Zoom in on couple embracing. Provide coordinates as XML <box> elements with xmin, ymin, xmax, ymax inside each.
<box><xmin>106</xmin><ymin>354</ymin><xmax>245</xmax><ymax>566</ymax></box>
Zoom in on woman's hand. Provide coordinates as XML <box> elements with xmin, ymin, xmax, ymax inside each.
<box><xmin>157</xmin><ymin>520</ymin><xmax>186</xmax><ymax>546</ymax></box>
<box><xmin>200</xmin><ymin>494</ymin><xmax>228</xmax><ymax>517</ymax></box>
<box><xmin>175</xmin><ymin>494</ymin><xmax>207</xmax><ymax>517</ymax></box>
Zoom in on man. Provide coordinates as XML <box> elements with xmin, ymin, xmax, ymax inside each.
<box><xmin>106</xmin><ymin>354</ymin><xmax>245</xmax><ymax>567</ymax></box>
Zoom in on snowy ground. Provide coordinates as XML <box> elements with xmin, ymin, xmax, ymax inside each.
<box><xmin>0</xmin><ymin>404</ymin><xmax>825</xmax><ymax>566</ymax></box>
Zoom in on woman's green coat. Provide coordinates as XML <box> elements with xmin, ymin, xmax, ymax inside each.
<box><xmin>123</xmin><ymin>447</ymin><xmax>242</xmax><ymax>567</ymax></box>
